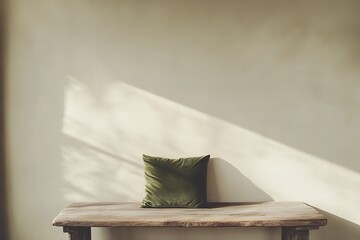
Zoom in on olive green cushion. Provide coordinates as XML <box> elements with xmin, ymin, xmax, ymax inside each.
<box><xmin>141</xmin><ymin>154</ymin><xmax>210</xmax><ymax>208</ymax></box>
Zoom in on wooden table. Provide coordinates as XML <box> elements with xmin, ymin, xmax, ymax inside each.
<box><xmin>53</xmin><ymin>202</ymin><xmax>327</xmax><ymax>240</ymax></box>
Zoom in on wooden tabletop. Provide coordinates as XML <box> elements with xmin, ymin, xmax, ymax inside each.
<box><xmin>52</xmin><ymin>202</ymin><xmax>327</xmax><ymax>228</ymax></box>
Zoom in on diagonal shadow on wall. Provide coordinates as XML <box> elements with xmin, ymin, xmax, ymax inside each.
<box><xmin>62</xmin><ymin>77</ymin><xmax>360</xmax><ymax>240</ymax></box>
<box><xmin>207</xmin><ymin>158</ymin><xmax>273</xmax><ymax>202</ymax></box>
<box><xmin>312</xmin><ymin>208</ymin><xmax>360</xmax><ymax>240</ymax></box>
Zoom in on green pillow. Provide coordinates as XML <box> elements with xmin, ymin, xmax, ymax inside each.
<box><xmin>141</xmin><ymin>154</ymin><xmax>210</xmax><ymax>208</ymax></box>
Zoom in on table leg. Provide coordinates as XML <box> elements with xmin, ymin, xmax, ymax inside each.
<box><xmin>63</xmin><ymin>227</ymin><xmax>91</xmax><ymax>240</ymax></box>
<box><xmin>281</xmin><ymin>227</ymin><xmax>312</xmax><ymax>240</ymax></box>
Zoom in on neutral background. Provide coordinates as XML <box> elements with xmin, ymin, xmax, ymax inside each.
<box><xmin>4</xmin><ymin>0</ymin><xmax>360</xmax><ymax>240</ymax></box>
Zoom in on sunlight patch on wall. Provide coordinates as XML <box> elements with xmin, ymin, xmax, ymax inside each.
<box><xmin>62</xmin><ymin>75</ymin><xmax>360</xmax><ymax>225</ymax></box>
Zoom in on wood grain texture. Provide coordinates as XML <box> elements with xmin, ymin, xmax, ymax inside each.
<box><xmin>52</xmin><ymin>202</ymin><xmax>327</xmax><ymax>228</ymax></box>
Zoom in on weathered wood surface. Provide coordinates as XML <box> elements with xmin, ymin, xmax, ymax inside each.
<box><xmin>53</xmin><ymin>202</ymin><xmax>327</xmax><ymax>228</ymax></box>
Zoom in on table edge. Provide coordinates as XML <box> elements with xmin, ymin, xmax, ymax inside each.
<box><xmin>52</xmin><ymin>201</ymin><xmax>327</xmax><ymax>228</ymax></box>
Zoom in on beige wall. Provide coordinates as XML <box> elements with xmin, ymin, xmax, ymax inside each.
<box><xmin>0</xmin><ymin>0</ymin><xmax>8</xmax><ymax>238</ymax></box>
<box><xmin>5</xmin><ymin>0</ymin><xmax>360</xmax><ymax>240</ymax></box>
